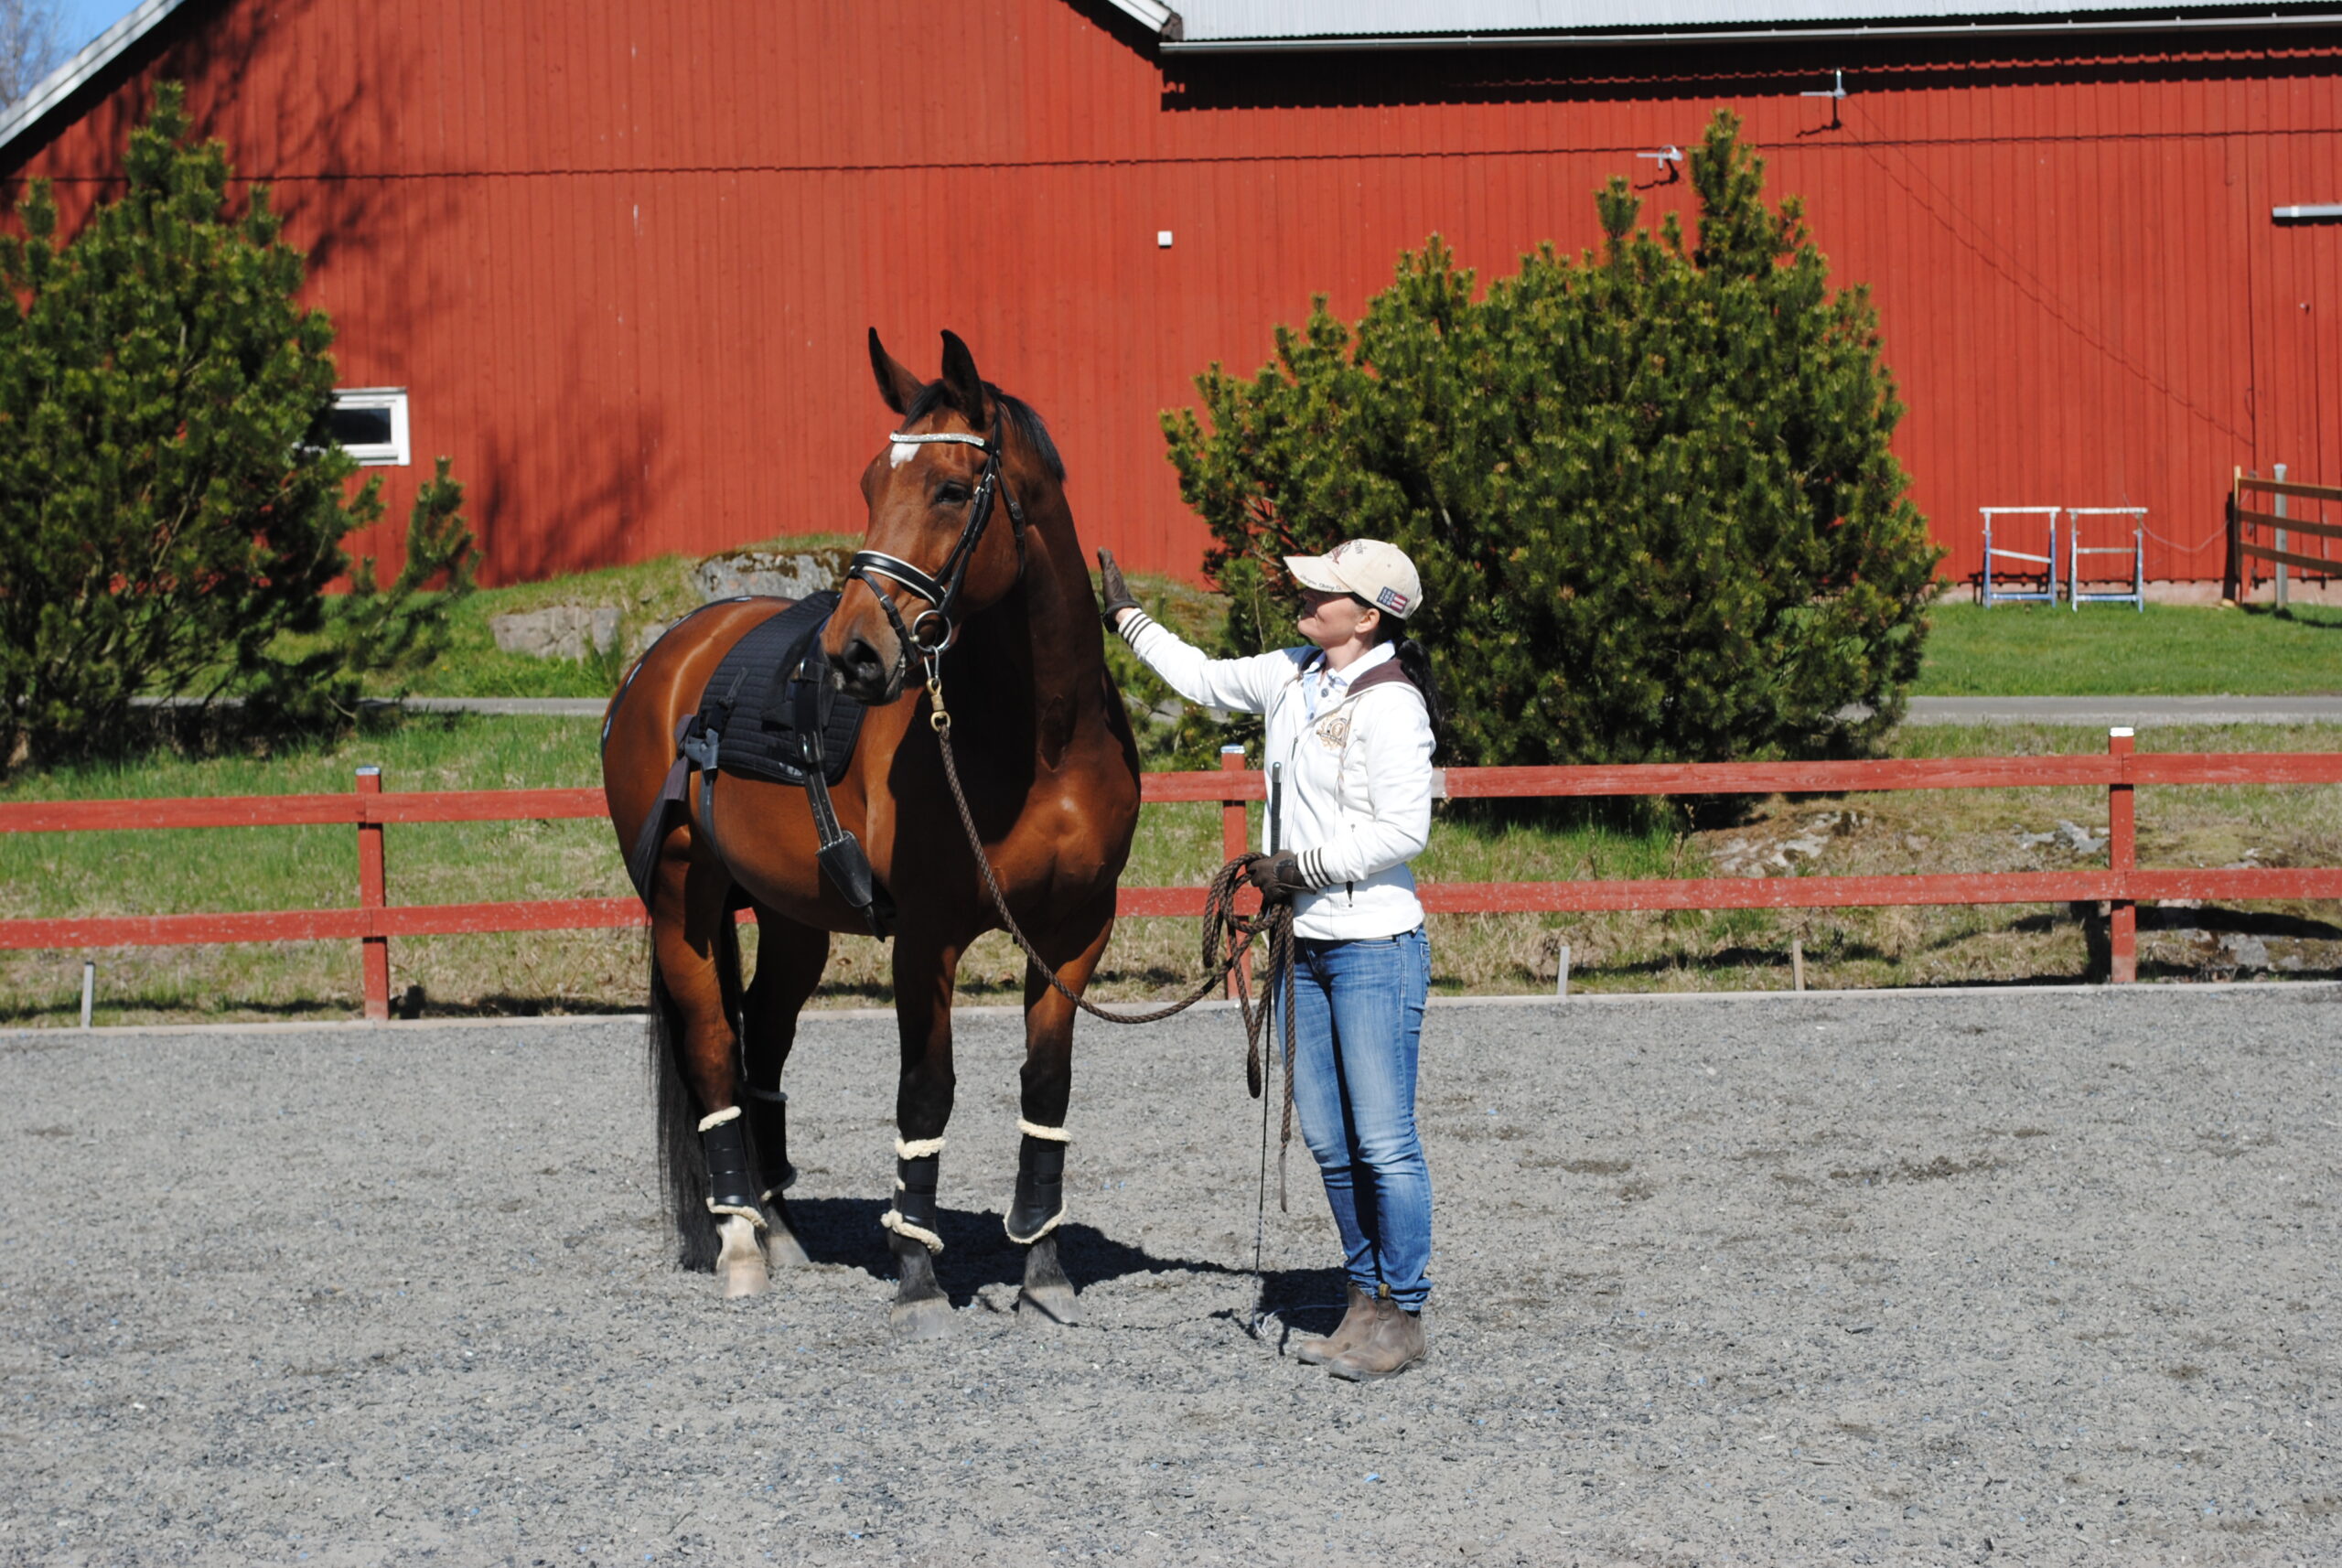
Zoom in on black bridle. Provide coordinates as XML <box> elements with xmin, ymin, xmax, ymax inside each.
<box><xmin>846</xmin><ymin>411</ymin><xmax>1026</xmax><ymax>687</ymax></box>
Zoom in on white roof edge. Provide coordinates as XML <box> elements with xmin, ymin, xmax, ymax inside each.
<box><xmin>1100</xmin><ymin>0</ymin><xmax>1181</xmax><ymax>37</ymax></box>
<box><xmin>0</xmin><ymin>0</ymin><xmax>194</xmax><ymax>163</ymax></box>
<box><xmin>1162</xmin><ymin>14</ymin><xmax>2342</xmax><ymax>50</ymax></box>
<box><xmin>1161</xmin><ymin>4</ymin><xmax>2342</xmax><ymax>51</ymax></box>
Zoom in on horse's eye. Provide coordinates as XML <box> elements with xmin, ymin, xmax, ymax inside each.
<box><xmin>936</xmin><ymin>482</ymin><xmax>971</xmax><ymax>506</ymax></box>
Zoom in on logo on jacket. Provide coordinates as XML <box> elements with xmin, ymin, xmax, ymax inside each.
<box><xmin>1315</xmin><ymin>713</ymin><xmax>1351</xmax><ymax>751</ymax></box>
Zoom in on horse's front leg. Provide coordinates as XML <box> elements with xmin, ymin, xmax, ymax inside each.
<box><xmin>1010</xmin><ymin>892</ymin><xmax>1117</xmax><ymax>1327</ymax></box>
<box><xmin>884</xmin><ymin>928</ymin><xmax>965</xmax><ymax>1340</ymax></box>
<box><xmin>740</xmin><ymin>909</ymin><xmax>832</xmax><ymax>1271</ymax></box>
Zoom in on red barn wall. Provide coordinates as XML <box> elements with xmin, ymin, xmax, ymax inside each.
<box><xmin>4</xmin><ymin>0</ymin><xmax>2337</xmax><ymax>586</ymax></box>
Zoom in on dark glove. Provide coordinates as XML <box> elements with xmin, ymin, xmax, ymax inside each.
<box><xmin>1096</xmin><ymin>548</ymin><xmax>1141</xmax><ymax>631</ymax></box>
<box><xmin>1246</xmin><ymin>849</ymin><xmax>1317</xmax><ymax>902</ymax></box>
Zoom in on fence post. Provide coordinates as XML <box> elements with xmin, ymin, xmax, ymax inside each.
<box><xmin>1220</xmin><ymin>745</ymin><xmax>1248</xmax><ymax>1000</ymax></box>
<box><xmin>2107</xmin><ymin>728</ymin><xmax>2135</xmax><ymax>984</ymax></box>
<box><xmin>2224</xmin><ymin>467</ymin><xmax>2241</xmax><ymax>606</ymax></box>
<box><xmin>357</xmin><ymin>766</ymin><xmax>391</xmax><ymax>1021</ymax></box>
<box><xmin>2273</xmin><ymin>461</ymin><xmax>2290</xmax><ymax>610</ymax></box>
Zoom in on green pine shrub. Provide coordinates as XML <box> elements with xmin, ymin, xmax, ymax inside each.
<box><xmin>0</xmin><ymin>84</ymin><xmax>473</xmax><ymax>769</ymax></box>
<box><xmin>1161</xmin><ymin>110</ymin><xmax>1942</xmax><ymax>768</ymax></box>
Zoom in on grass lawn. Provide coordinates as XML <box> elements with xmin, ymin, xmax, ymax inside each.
<box><xmin>1913</xmin><ymin>601</ymin><xmax>2342</xmax><ymax>696</ymax></box>
<box><xmin>5</xmin><ymin>715</ymin><xmax>2337</xmax><ymax>1026</ymax></box>
<box><xmin>377</xmin><ymin>549</ymin><xmax>2342</xmax><ymax>702</ymax></box>
<box><xmin>373</xmin><ymin>537</ymin><xmax>859</xmax><ymax>699</ymax></box>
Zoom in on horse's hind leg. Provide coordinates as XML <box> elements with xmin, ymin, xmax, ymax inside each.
<box><xmin>740</xmin><ymin>909</ymin><xmax>830</xmax><ymax>1269</ymax></box>
<box><xmin>649</xmin><ymin>861</ymin><xmax>769</xmax><ymax>1299</ymax></box>
<box><xmin>1010</xmin><ymin>894</ymin><xmax>1117</xmax><ymax>1328</ymax></box>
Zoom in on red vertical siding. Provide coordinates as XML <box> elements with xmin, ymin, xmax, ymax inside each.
<box><xmin>3</xmin><ymin>0</ymin><xmax>2337</xmax><ymax>586</ymax></box>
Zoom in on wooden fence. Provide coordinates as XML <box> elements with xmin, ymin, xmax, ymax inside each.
<box><xmin>2228</xmin><ymin>470</ymin><xmax>2342</xmax><ymax>604</ymax></box>
<box><xmin>4</xmin><ymin>734</ymin><xmax>2339</xmax><ymax>1019</ymax></box>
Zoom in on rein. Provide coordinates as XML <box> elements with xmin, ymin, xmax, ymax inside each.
<box><xmin>922</xmin><ymin>651</ymin><xmax>1305</xmax><ymax>1208</ymax></box>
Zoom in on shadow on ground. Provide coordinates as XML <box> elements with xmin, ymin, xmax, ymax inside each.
<box><xmin>770</xmin><ymin>1197</ymin><xmax>1272</xmax><ymax>1312</ymax></box>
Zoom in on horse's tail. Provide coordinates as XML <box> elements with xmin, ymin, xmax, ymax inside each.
<box><xmin>648</xmin><ymin>944</ymin><xmax>722</xmax><ymax>1273</ymax></box>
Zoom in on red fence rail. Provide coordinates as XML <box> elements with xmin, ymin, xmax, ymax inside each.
<box><xmin>5</xmin><ymin>731</ymin><xmax>2339</xmax><ymax>1020</ymax></box>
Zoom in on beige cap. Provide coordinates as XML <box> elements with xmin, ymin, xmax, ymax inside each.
<box><xmin>1283</xmin><ymin>539</ymin><xmax>1423</xmax><ymax>620</ymax></box>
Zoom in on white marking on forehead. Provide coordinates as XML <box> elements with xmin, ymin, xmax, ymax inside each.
<box><xmin>890</xmin><ymin>442</ymin><xmax>916</xmax><ymax>468</ymax></box>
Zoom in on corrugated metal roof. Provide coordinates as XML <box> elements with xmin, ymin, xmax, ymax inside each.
<box><xmin>1166</xmin><ymin>2</ymin><xmax>2342</xmax><ymax>48</ymax></box>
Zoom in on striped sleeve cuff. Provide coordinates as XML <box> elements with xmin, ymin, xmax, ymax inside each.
<box><xmin>1116</xmin><ymin>608</ymin><xmax>1157</xmax><ymax>645</ymax></box>
<box><xmin>1296</xmin><ymin>847</ymin><xmax>1335</xmax><ymax>889</ymax></box>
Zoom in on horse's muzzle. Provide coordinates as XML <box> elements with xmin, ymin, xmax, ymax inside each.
<box><xmin>835</xmin><ymin>629</ymin><xmax>904</xmax><ymax>705</ymax></box>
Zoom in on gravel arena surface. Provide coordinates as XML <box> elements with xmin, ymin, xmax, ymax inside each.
<box><xmin>3</xmin><ymin>990</ymin><xmax>2338</xmax><ymax>1566</ymax></box>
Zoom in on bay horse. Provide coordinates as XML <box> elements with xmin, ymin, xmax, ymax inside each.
<box><xmin>601</xmin><ymin>330</ymin><xmax>1142</xmax><ymax>1337</ymax></box>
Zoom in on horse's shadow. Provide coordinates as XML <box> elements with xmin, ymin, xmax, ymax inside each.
<box><xmin>778</xmin><ymin>1196</ymin><xmax>1348</xmax><ymax>1334</ymax></box>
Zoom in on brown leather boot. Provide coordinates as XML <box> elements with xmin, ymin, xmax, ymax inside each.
<box><xmin>1292</xmin><ymin>1281</ymin><xmax>1375</xmax><ymax>1367</ymax></box>
<box><xmin>1326</xmin><ymin>1295</ymin><xmax>1426</xmax><ymax>1382</ymax></box>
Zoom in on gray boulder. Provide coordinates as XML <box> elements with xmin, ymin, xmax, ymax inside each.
<box><xmin>489</xmin><ymin>606</ymin><xmax>622</xmax><ymax>660</ymax></box>
<box><xmin>694</xmin><ymin>551</ymin><xmax>842</xmax><ymax>603</ymax></box>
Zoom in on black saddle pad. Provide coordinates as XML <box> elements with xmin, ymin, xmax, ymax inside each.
<box><xmin>692</xmin><ymin>591</ymin><xmax>865</xmax><ymax>789</ymax></box>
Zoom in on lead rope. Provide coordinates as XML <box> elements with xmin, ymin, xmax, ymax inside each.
<box><xmin>920</xmin><ymin>651</ymin><xmax>1301</xmax><ymax>1210</ymax></box>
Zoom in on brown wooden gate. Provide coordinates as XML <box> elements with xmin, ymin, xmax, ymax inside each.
<box><xmin>2227</xmin><ymin>470</ymin><xmax>2342</xmax><ymax>605</ymax></box>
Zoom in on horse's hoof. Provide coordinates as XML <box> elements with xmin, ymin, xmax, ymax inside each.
<box><xmin>1017</xmin><ymin>1283</ymin><xmax>1080</xmax><ymax>1327</ymax></box>
<box><xmin>890</xmin><ymin>1294</ymin><xmax>953</xmax><ymax>1341</ymax></box>
<box><xmin>719</xmin><ymin>1260</ymin><xmax>769</xmax><ymax>1298</ymax></box>
<box><xmin>716</xmin><ymin>1263</ymin><xmax>772</xmax><ymax>1310</ymax></box>
<box><xmin>1019</xmin><ymin>1235</ymin><xmax>1078</xmax><ymax>1326</ymax></box>
<box><xmin>715</xmin><ymin>1214</ymin><xmax>769</xmax><ymax>1298</ymax></box>
<box><xmin>764</xmin><ymin>1225</ymin><xmax>810</xmax><ymax>1270</ymax></box>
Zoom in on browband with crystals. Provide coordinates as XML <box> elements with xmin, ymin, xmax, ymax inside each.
<box><xmin>889</xmin><ymin>431</ymin><xmax>990</xmax><ymax>447</ymax></box>
<box><xmin>888</xmin><ymin>429</ymin><xmax>992</xmax><ymax>469</ymax></box>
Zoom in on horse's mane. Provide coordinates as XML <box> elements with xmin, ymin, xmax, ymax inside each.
<box><xmin>903</xmin><ymin>381</ymin><xmax>1065</xmax><ymax>484</ymax></box>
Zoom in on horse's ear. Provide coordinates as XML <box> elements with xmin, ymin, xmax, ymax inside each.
<box><xmin>939</xmin><ymin>330</ymin><xmax>988</xmax><ymax>424</ymax></box>
<box><xmin>869</xmin><ymin>328</ymin><xmax>923</xmax><ymax>416</ymax></box>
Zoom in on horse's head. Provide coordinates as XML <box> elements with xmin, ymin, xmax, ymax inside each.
<box><xmin>828</xmin><ymin>329</ymin><xmax>1058</xmax><ymax>704</ymax></box>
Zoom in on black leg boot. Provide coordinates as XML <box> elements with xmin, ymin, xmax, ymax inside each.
<box><xmin>882</xmin><ymin>1138</ymin><xmax>951</xmax><ymax>1339</ymax></box>
<box><xmin>699</xmin><ymin>1107</ymin><xmax>768</xmax><ymax>1297</ymax></box>
<box><xmin>743</xmin><ymin>1085</ymin><xmax>807</xmax><ymax>1267</ymax></box>
<box><xmin>1005</xmin><ymin>1131</ymin><xmax>1067</xmax><ymax>1244</ymax></box>
<box><xmin>1008</xmin><ymin>1125</ymin><xmax>1077</xmax><ymax>1326</ymax></box>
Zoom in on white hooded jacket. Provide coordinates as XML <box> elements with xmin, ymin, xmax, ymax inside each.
<box><xmin>1118</xmin><ymin>611</ymin><xmax>1434</xmax><ymax>940</ymax></box>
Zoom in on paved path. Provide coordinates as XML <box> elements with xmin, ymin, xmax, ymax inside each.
<box><xmin>372</xmin><ymin>695</ymin><xmax>610</xmax><ymax>716</ymax></box>
<box><xmin>1903</xmin><ymin>694</ymin><xmax>2342</xmax><ymax>726</ymax></box>
<box><xmin>4</xmin><ymin>990</ymin><xmax>2335</xmax><ymax>1564</ymax></box>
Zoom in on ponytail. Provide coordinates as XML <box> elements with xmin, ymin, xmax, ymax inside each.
<box><xmin>1364</xmin><ymin>605</ymin><xmax>1444</xmax><ymax>743</ymax></box>
<box><xmin>1393</xmin><ymin>636</ymin><xmax>1445</xmax><ymax>738</ymax></box>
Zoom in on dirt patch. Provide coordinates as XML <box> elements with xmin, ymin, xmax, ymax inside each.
<box><xmin>1</xmin><ymin>991</ymin><xmax>2335</xmax><ymax>1563</ymax></box>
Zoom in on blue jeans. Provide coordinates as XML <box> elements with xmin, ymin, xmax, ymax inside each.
<box><xmin>1285</xmin><ymin>927</ymin><xmax>1433</xmax><ymax>1310</ymax></box>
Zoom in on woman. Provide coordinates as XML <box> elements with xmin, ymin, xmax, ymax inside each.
<box><xmin>1096</xmin><ymin>539</ymin><xmax>1439</xmax><ymax>1382</ymax></box>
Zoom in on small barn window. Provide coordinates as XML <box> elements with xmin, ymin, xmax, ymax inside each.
<box><xmin>328</xmin><ymin>388</ymin><xmax>410</xmax><ymax>466</ymax></box>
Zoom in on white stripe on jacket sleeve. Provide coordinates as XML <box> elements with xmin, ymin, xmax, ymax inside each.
<box><xmin>1119</xmin><ymin>611</ymin><xmax>1290</xmax><ymax>717</ymax></box>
